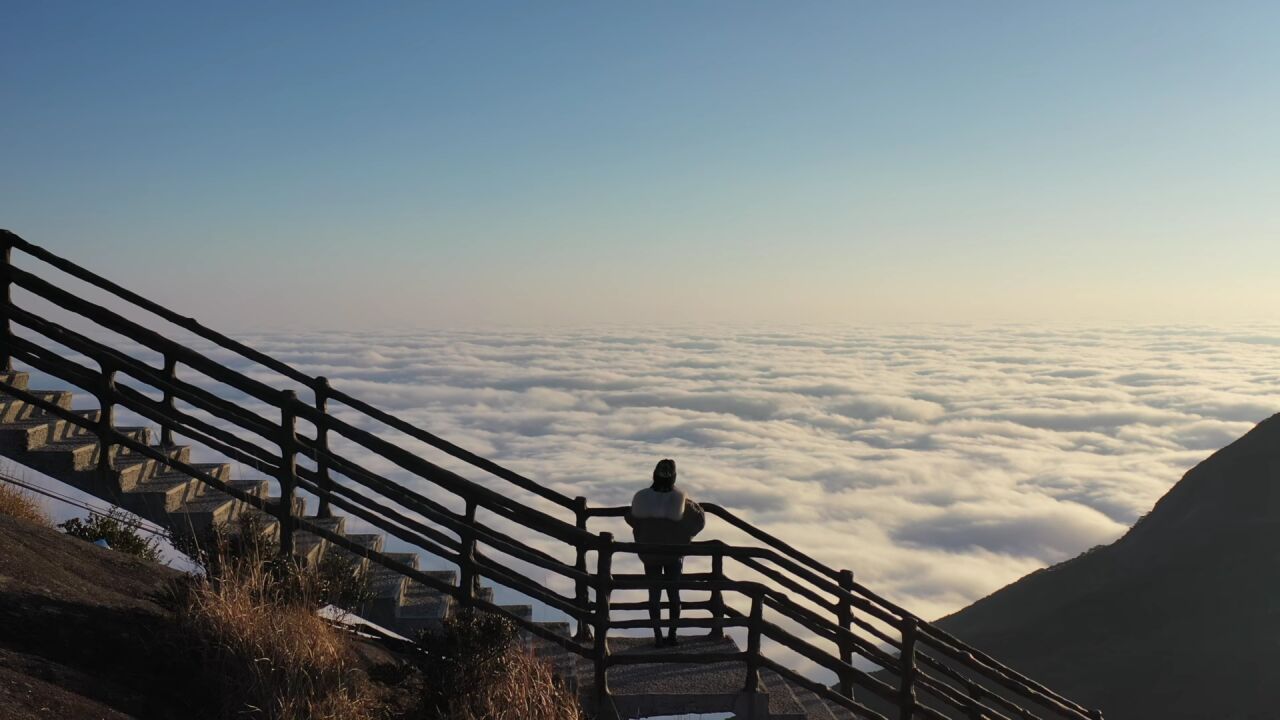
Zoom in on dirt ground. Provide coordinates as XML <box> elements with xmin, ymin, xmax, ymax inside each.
<box><xmin>0</xmin><ymin>512</ymin><xmax>208</xmax><ymax>719</ymax></box>
<box><xmin>0</xmin><ymin>511</ymin><xmax>429</xmax><ymax>720</ymax></box>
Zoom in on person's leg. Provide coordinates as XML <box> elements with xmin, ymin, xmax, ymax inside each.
<box><xmin>643</xmin><ymin>560</ymin><xmax>663</xmax><ymax>646</ymax></box>
<box><xmin>664</xmin><ymin>557</ymin><xmax>683</xmax><ymax>645</ymax></box>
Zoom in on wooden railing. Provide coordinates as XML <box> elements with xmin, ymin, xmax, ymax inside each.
<box><xmin>0</xmin><ymin>230</ymin><xmax>1103</xmax><ymax>720</ymax></box>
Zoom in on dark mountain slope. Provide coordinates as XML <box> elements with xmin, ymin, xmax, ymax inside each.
<box><xmin>0</xmin><ymin>512</ymin><xmax>200</xmax><ymax>719</ymax></box>
<box><xmin>935</xmin><ymin>413</ymin><xmax>1280</xmax><ymax>720</ymax></box>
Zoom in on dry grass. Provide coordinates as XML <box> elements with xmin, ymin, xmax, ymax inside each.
<box><xmin>419</xmin><ymin>608</ymin><xmax>582</xmax><ymax>720</ymax></box>
<box><xmin>173</xmin><ymin>517</ymin><xmax>579</xmax><ymax>720</ymax></box>
<box><xmin>442</xmin><ymin>649</ymin><xmax>582</xmax><ymax>720</ymax></box>
<box><xmin>0</xmin><ymin>482</ymin><xmax>52</xmax><ymax>526</ymax></box>
<box><xmin>175</xmin><ymin>543</ymin><xmax>377</xmax><ymax>720</ymax></box>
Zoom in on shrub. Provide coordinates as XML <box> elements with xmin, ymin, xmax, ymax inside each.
<box><xmin>60</xmin><ymin>508</ymin><xmax>162</xmax><ymax>562</ymax></box>
<box><xmin>0</xmin><ymin>482</ymin><xmax>51</xmax><ymax>526</ymax></box>
<box><xmin>173</xmin><ymin>528</ymin><xmax>377</xmax><ymax>720</ymax></box>
<box><xmin>312</xmin><ymin>545</ymin><xmax>375</xmax><ymax>612</ymax></box>
<box><xmin>416</xmin><ymin>608</ymin><xmax>582</xmax><ymax>720</ymax></box>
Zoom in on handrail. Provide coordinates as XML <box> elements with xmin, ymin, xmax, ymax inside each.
<box><xmin>0</xmin><ymin>229</ymin><xmax>1101</xmax><ymax>720</ymax></box>
<box><xmin>3</xmin><ymin>266</ymin><xmax>592</xmax><ymax>548</ymax></box>
<box><xmin>4</xmin><ymin>306</ymin><xmax>590</xmax><ymax>590</ymax></box>
<box><xmin>585</xmin><ymin>503</ymin><xmax>1095</xmax><ymax>719</ymax></box>
<box><xmin>3</xmin><ymin>231</ymin><xmax>577</xmax><ymax>512</ymax></box>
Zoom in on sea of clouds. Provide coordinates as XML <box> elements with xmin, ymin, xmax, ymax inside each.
<box><xmin>12</xmin><ymin>319</ymin><xmax>1280</xmax><ymax>626</ymax></box>
<box><xmin>209</xmin><ymin>323</ymin><xmax>1280</xmax><ymax>622</ymax></box>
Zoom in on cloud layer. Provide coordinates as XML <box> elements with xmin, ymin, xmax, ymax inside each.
<box><xmin>16</xmin><ymin>321</ymin><xmax>1279</xmax><ymax>624</ymax></box>
<box><xmin>214</xmin><ymin>323</ymin><xmax>1279</xmax><ymax>621</ymax></box>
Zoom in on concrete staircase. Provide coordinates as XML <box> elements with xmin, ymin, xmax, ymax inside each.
<box><xmin>0</xmin><ymin>369</ymin><xmax>580</xmax><ymax>691</ymax></box>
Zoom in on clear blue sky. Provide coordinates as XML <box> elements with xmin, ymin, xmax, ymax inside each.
<box><xmin>3</xmin><ymin>2</ymin><xmax>1278</xmax><ymax>328</ymax></box>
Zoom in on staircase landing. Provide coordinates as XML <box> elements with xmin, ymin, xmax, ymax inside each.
<box><xmin>582</xmin><ymin>634</ymin><xmax>857</xmax><ymax>720</ymax></box>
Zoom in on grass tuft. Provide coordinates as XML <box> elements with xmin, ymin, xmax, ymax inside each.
<box><xmin>417</xmin><ymin>608</ymin><xmax>582</xmax><ymax>720</ymax></box>
<box><xmin>0</xmin><ymin>481</ymin><xmax>52</xmax><ymax>526</ymax></box>
<box><xmin>174</xmin><ymin>530</ymin><xmax>377</xmax><ymax>720</ymax></box>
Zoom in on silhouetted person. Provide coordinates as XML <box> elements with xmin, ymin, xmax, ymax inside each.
<box><xmin>625</xmin><ymin>458</ymin><xmax>705</xmax><ymax>647</ymax></box>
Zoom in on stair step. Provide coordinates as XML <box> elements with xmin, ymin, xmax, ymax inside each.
<box><xmin>125</xmin><ymin>474</ymin><xmax>203</xmax><ymax>515</ymax></box>
<box><xmin>331</xmin><ymin>533</ymin><xmax>382</xmax><ymax>574</ymax></box>
<box><xmin>111</xmin><ymin>445</ymin><xmax>193</xmax><ymax>491</ymax></box>
<box><xmin>584</xmin><ymin>635</ymin><xmax>769</xmax><ymax>719</ymax></box>
<box><xmin>371</xmin><ymin>550</ymin><xmax>419</xmax><ymax>591</ymax></box>
<box><xmin>822</xmin><ymin>699</ymin><xmax>860</xmax><ymax>720</ymax></box>
<box><xmin>794</xmin><ymin>687</ymin><xmax>841</xmax><ymax>720</ymax></box>
<box><xmin>370</xmin><ymin>552</ymin><xmax>418</xmax><ymax>599</ymax></box>
<box><xmin>122</xmin><ymin>466</ymin><xmax>249</xmax><ymax>515</ymax></box>
<box><xmin>0</xmin><ymin>389</ymin><xmax>72</xmax><ymax>423</ymax></box>
<box><xmin>294</xmin><ymin>515</ymin><xmax>346</xmax><ymax>565</ymax></box>
<box><xmin>759</xmin><ymin>669</ymin><xmax>814</xmax><ymax>720</ymax></box>
<box><xmin>499</xmin><ymin>603</ymin><xmax>533</xmax><ymax>623</ymax></box>
<box><xmin>169</xmin><ymin>493</ymin><xmax>241</xmax><ymax>530</ymax></box>
<box><xmin>266</xmin><ymin>494</ymin><xmax>307</xmax><ymax>518</ymax></box>
<box><xmin>398</xmin><ymin>574</ymin><xmax>456</xmax><ymax>620</ymax></box>
<box><xmin>227</xmin><ymin>477</ymin><xmax>268</xmax><ymax>499</ymax></box>
<box><xmin>167</xmin><ymin>479</ymin><xmax>274</xmax><ymax>531</ymax></box>
<box><xmin>537</xmin><ymin>620</ymin><xmax>571</xmax><ymax>637</ymax></box>
<box><xmin>332</xmin><ymin>527</ymin><xmax>381</xmax><ymax>566</ymax></box>
<box><xmin>341</xmin><ymin>533</ymin><xmax>384</xmax><ymax>555</ymax></box>
<box><xmin>424</xmin><ymin>569</ymin><xmax>458</xmax><ymax>586</ymax></box>
<box><xmin>363</xmin><ymin>552</ymin><xmax>418</xmax><ymax>628</ymax></box>
<box><xmin>0</xmin><ymin>371</ymin><xmax>30</xmax><ymax>392</ymax></box>
<box><xmin>0</xmin><ymin>409</ymin><xmax>100</xmax><ymax>449</ymax></box>
<box><xmin>150</xmin><ymin>462</ymin><xmax>235</xmax><ymax>494</ymax></box>
<box><xmin>306</xmin><ymin>515</ymin><xmax>346</xmax><ymax>534</ymax></box>
<box><xmin>27</xmin><ymin>427</ymin><xmax>153</xmax><ymax>470</ymax></box>
<box><xmin>236</xmin><ymin>508</ymin><xmax>281</xmax><ymax>540</ymax></box>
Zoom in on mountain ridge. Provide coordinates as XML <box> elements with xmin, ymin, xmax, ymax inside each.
<box><xmin>934</xmin><ymin>412</ymin><xmax>1280</xmax><ymax>719</ymax></box>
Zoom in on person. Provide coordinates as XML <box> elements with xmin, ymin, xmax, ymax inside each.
<box><xmin>625</xmin><ymin>458</ymin><xmax>705</xmax><ymax>647</ymax></box>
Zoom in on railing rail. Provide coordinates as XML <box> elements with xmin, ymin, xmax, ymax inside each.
<box><xmin>0</xmin><ymin>229</ymin><xmax>1101</xmax><ymax>720</ymax></box>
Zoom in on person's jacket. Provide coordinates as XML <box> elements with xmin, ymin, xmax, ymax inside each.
<box><xmin>625</xmin><ymin>487</ymin><xmax>705</xmax><ymax>563</ymax></box>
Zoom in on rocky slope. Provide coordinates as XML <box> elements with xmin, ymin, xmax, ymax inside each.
<box><xmin>936</xmin><ymin>413</ymin><xmax>1280</xmax><ymax>720</ymax></box>
<box><xmin>0</xmin><ymin>512</ymin><xmax>203</xmax><ymax>719</ymax></box>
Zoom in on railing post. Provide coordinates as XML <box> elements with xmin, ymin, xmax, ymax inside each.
<box><xmin>572</xmin><ymin>496</ymin><xmax>593</xmax><ymax>642</ymax></box>
<box><xmin>965</xmin><ymin>681</ymin><xmax>984</xmax><ymax>720</ymax></box>
<box><xmin>313</xmin><ymin>376</ymin><xmax>333</xmax><ymax>518</ymax></box>
<box><xmin>278</xmin><ymin>390</ymin><xmax>298</xmax><ymax>559</ymax></box>
<box><xmin>743</xmin><ymin>590</ymin><xmax>763</xmax><ymax>694</ymax></box>
<box><xmin>458</xmin><ymin>499</ymin><xmax>478</xmax><ymax>604</ymax></box>
<box><xmin>593</xmin><ymin>532</ymin><xmax>615</xmax><ymax>719</ymax></box>
<box><xmin>710</xmin><ymin>549</ymin><xmax>725</xmax><ymax>638</ymax></box>
<box><xmin>837</xmin><ymin>569</ymin><xmax>855</xmax><ymax>697</ymax></box>
<box><xmin>96</xmin><ymin>368</ymin><xmax>117</xmax><ymax>487</ymax></box>
<box><xmin>898</xmin><ymin>617</ymin><xmax>919</xmax><ymax>720</ymax></box>
<box><xmin>0</xmin><ymin>235</ymin><xmax>12</xmax><ymax>372</ymax></box>
<box><xmin>160</xmin><ymin>354</ymin><xmax>177</xmax><ymax>447</ymax></box>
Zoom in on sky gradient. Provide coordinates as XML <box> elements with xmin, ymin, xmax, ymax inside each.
<box><xmin>4</xmin><ymin>2</ymin><xmax>1278</xmax><ymax>328</ymax></box>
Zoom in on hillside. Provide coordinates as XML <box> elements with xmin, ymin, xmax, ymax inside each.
<box><xmin>0</xmin><ymin>511</ymin><xmax>422</xmax><ymax>719</ymax></box>
<box><xmin>935</xmin><ymin>413</ymin><xmax>1280</xmax><ymax>720</ymax></box>
<box><xmin>0</xmin><ymin>512</ymin><xmax>203</xmax><ymax>719</ymax></box>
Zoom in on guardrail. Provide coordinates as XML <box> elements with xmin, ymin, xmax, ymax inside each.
<box><xmin>0</xmin><ymin>229</ymin><xmax>1102</xmax><ymax>720</ymax></box>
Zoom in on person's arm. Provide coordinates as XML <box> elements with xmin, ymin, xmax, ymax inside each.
<box><xmin>682</xmin><ymin>500</ymin><xmax>706</xmax><ymax>538</ymax></box>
